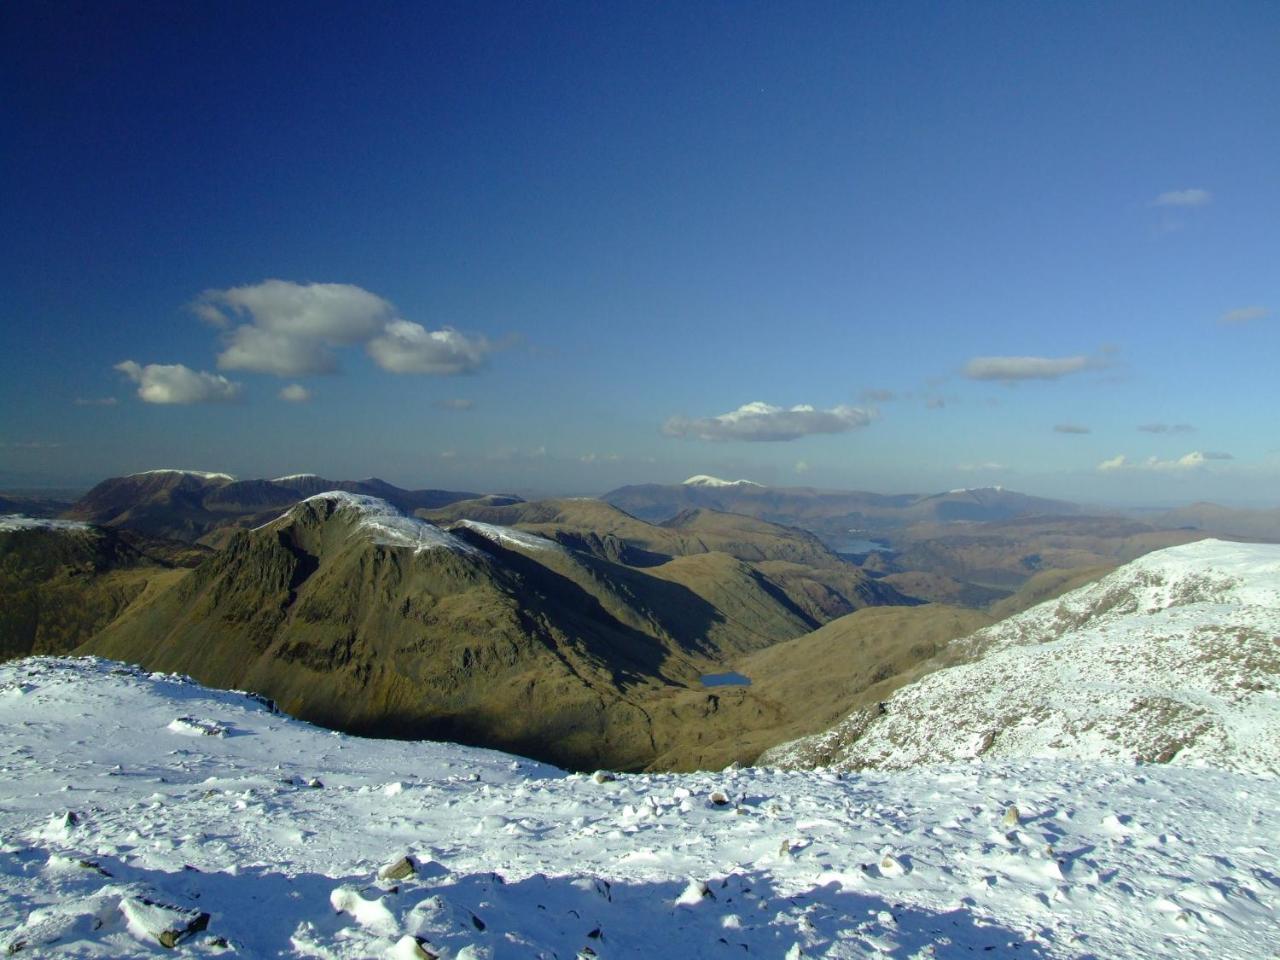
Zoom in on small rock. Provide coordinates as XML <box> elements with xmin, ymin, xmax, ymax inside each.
<box><xmin>590</xmin><ymin>770</ymin><xmax>616</xmax><ymax>784</ymax></box>
<box><xmin>391</xmin><ymin>935</ymin><xmax>439</xmax><ymax>959</ymax></box>
<box><xmin>878</xmin><ymin>853</ymin><xmax>907</xmax><ymax>878</ymax></box>
<box><xmin>1002</xmin><ymin>805</ymin><xmax>1021</xmax><ymax>827</ymax></box>
<box><xmin>708</xmin><ymin>790</ymin><xmax>730</xmax><ymax>806</ymax></box>
<box><xmin>120</xmin><ymin>897</ymin><xmax>210</xmax><ymax>949</ymax></box>
<box><xmin>379</xmin><ymin>855</ymin><xmax>417</xmax><ymax>882</ymax></box>
<box><xmin>306</xmin><ymin>777</ymin><xmax>324</xmax><ymax>789</ymax></box>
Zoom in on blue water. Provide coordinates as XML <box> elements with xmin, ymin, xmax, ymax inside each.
<box><xmin>700</xmin><ymin>672</ymin><xmax>752</xmax><ymax>687</ymax></box>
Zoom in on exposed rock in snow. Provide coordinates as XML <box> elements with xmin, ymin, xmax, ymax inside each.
<box><xmin>764</xmin><ymin>539</ymin><xmax>1280</xmax><ymax>773</ymax></box>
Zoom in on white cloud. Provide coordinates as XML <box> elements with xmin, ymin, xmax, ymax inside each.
<box><xmin>1151</xmin><ymin>188</ymin><xmax>1212</xmax><ymax>208</ymax></box>
<box><xmin>193</xmin><ymin>280</ymin><xmax>495</xmax><ymax>379</ymax></box>
<box><xmin>1053</xmin><ymin>423</ymin><xmax>1091</xmax><ymax>434</ymax></box>
<box><xmin>199</xmin><ymin>280</ymin><xmax>392</xmax><ymax>343</ymax></box>
<box><xmin>278</xmin><ymin>383</ymin><xmax>311</xmax><ymax>403</ymax></box>
<box><xmin>1097</xmin><ymin>450</ymin><xmax>1233</xmax><ymax>473</ymax></box>
<box><xmin>662</xmin><ymin>401</ymin><xmax>872</xmax><ymax>442</ymax></box>
<box><xmin>115</xmin><ymin>361</ymin><xmax>242</xmax><ymax>405</ymax></box>
<box><xmin>435</xmin><ymin>398</ymin><xmax>476</xmax><ymax>411</ymax></box>
<box><xmin>963</xmin><ymin>355</ymin><xmax>1094</xmax><ymax>382</ymax></box>
<box><xmin>1219</xmin><ymin>305</ymin><xmax>1270</xmax><ymax>325</ymax></box>
<box><xmin>957</xmin><ymin>461</ymin><xmax>1006</xmax><ymax>472</ymax></box>
<box><xmin>367</xmin><ymin>322</ymin><xmax>492</xmax><ymax>375</ymax></box>
<box><xmin>794</xmin><ymin>460</ymin><xmax>811</xmax><ymax>474</ymax></box>
<box><xmin>219</xmin><ymin>325</ymin><xmax>338</xmax><ymax>376</ymax></box>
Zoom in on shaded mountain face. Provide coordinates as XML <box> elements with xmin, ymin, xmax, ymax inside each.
<box><xmin>421</xmin><ymin>497</ymin><xmax>907</xmax><ymax>619</ymax></box>
<box><xmin>63</xmin><ymin>470</ymin><xmax>479</xmax><ymax>544</ymax></box>
<box><xmin>84</xmin><ymin>493</ymin><xmax>878</xmax><ymax>771</ymax></box>
<box><xmin>0</xmin><ymin>517</ymin><xmax>183</xmax><ymax>660</ymax></box>
<box><xmin>763</xmin><ymin>539</ymin><xmax>1280</xmax><ymax>774</ymax></box>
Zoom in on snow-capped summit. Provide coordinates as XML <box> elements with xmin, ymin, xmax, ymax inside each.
<box><xmin>126</xmin><ymin>469</ymin><xmax>236</xmax><ymax>481</ymax></box>
<box><xmin>682</xmin><ymin>475</ymin><xmax>763</xmax><ymax>488</ymax></box>
<box><xmin>765</xmin><ymin>538</ymin><xmax>1280</xmax><ymax>774</ymax></box>
<box><xmin>284</xmin><ymin>491</ymin><xmax>479</xmax><ymax>555</ymax></box>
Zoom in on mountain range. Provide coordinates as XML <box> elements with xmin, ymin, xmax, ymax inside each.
<box><xmin>4</xmin><ymin>469</ymin><xmax>1277</xmax><ymax>773</ymax></box>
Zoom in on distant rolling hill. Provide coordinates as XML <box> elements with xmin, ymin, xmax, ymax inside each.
<box><xmin>63</xmin><ymin>469</ymin><xmax>479</xmax><ymax>544</ymax></box>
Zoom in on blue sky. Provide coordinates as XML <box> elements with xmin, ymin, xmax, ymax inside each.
<box><xmin>2</xmin><ymin>1</ymin><xmax>1277</xmax><ymax>503</ymax></box>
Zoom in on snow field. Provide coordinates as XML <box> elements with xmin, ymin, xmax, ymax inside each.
<box><xmin>1</xmin><ymin>658</ymin><xmax>1277</xmax><ymax>958</ymax></box>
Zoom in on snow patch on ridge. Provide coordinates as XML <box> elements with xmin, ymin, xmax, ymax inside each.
<box><xmin>127</xmin><ymin>469</ymin><xmax>236</xmax><ymax>481</ymax></box>
<box><xmin>683</xmin><ymin>475</ymin><xmax>763</xmax><ymax>488</ymax></box>
<box><xmin>270</xmin><ymin>473</ymin><xmax>321</xmax><ymax>483</ymax></box>
<box><xmin>292</xmin><ymin>491</ymin><xmax>479</xmax><ymax>556</ymax></box>
<box><xmin>452</xmin><ymin>519</ymin><xmax>562</xmax><ymax>553</ymax></box>
<box><xmin>0</xmin><ymin>516</ymin><xmax>93</xmax><ymax>534</ymax></box>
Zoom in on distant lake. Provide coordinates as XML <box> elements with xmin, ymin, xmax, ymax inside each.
<box><xmin>834</xmin><ymin>538</ymin><xmax>893</xmax><ymax>554</ymax></box>
<box><xmin>701</xmin><ymin>672</ymin><xmax>751</xmax><ymax>687</ymax></box>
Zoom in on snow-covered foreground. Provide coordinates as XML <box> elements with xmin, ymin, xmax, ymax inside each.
<box><xmin>2</xmin><ymin>659</ymin><xmax>1278</xmax><ymax>958</ymax></box>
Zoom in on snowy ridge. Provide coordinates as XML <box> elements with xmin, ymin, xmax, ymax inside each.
<box><xmin>0</xmin><ymin>515</ymin><xmax>93</xmax><ymax>534</ymax></box>
<box><xmin>2</xmin><ymin>656</ymin><xmax>1278</xmax><ymax>958</ymax></box>
<box><xmin>451</xmin><ymin>519</ymin><xmax>562</xmax><ymax>553</ymax></box>
<box><xmin>126</xmin><ymin>470</ymin><xmax>236</xmax><ymax>481</ymax></box>
<box><xmin>289</xmin><ymin>491</ymin><xmax>479</xmax><ymax>556</ymax></box>
<box><xmin>271</xmin><ymin>473</ymin><xmax>321</xmax><ymax>483</ymax></box>
<box><xmin>682</xmin><ymin>475</ymin><xmax>763</xmax><ymax>488</ymax></box>
<box><xmin>765</xmin><ymin>539</ymin><xmax>1280</xmax><ymax>774</ymax></box>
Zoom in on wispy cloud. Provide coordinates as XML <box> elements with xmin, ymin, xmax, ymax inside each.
<box><xmin>278</xmin><ymin>383</ymin><xmax>311</xmax><ymax>403</ymax></box>
<box><xmin>663</xmin><ymin>401</ymin><xmax>872</xmax><ymax>442</ymax></box>
<box><xmin>195</xmin><ymin>280</ymin><xmax>495</xmax><ymax>378</ymax></box>
<box><xmin>1151</xmin><ymin>188</ymin><xmax>1212</xmax><ymax>208</ymax></box>
<box><xmin>115</xmin><ymin>361</ymin><xmax>242</xmax><ymax>405</ymax></box>
<box><xmin>0</xmin><ymin>440</ymin><xmax>64</xmax><ymax>450</ymax></box>
<box><xmin>963</xmin><ymin>354</ymin><xmax>1099</xmax><ymax>383</ymax></box>
<box><xmin>1097</xmin><ymin>450</ymin><xmax>1233</xmax><ymax>472</ymax></box>
<box><xmin>1137</xmin><ymin>423</ymin><xmax>1194</xmax><ymax>434</ymax></box>
<box><xmin>435</xmin><ymin>398</ymin><xmax>475</xmax><ymax>411</ymax></box>
<box><xmin>957</xmin><ymin>461</ymin><xmax>1006</xmax><ymax>472</ymax></box>
<box><xmin>1053</xmin><ymin>423</ymin><xmax>1090</xmax><ymax>435</ymax></box>
<box><xmin>73</xmin><ymin>396</ymin><xmax>118</xmax><ymax>407</ymax></box>
<box><xmin>1218</xmin><ymin>305</ymin><xmax>1270</xmax><ymax>325</ymax></box>
<box><xmin>860</xmin><ymin>388</ymin><xmax>896</xmax><ymax>403</ymax></box>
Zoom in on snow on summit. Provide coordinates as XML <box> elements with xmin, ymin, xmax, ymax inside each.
<box><xmin>766</xmin><ymin>539</ymin><xmax>1280</xmax><ymax>774</ymax></box>
<box><xmin>2</xmin><ymin>656</ymin><xmax>1278</xmax><ymax>958</ymax></box>
<box><xmin>0</xmin><ymin>516</ymin><xmax>92</xmax><ymax>533</ymax></box>
<box><xmin>683</xmin><ymin>475</ymin><xmax>763</xmax><ymax>488</ymax></box>
<box><xmin>287</xmin><ymin>491</ymin><xmax>479</xmax><ymax>555</ymax></box>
